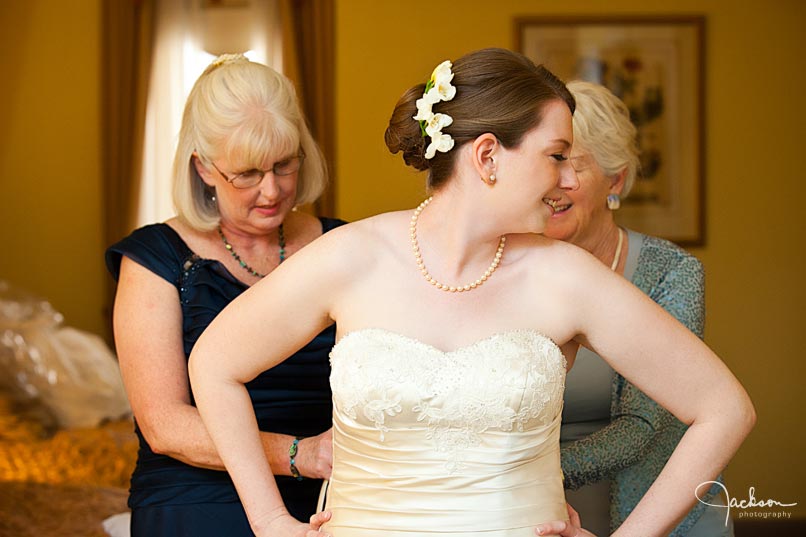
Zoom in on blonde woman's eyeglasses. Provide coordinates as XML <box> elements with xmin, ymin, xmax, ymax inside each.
<box><xmin>210</xmin><ymin>153</ymin><xmax>304</xmax><ymax>189</ymax></box>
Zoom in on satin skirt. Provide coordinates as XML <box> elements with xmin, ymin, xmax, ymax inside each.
<box><xmin>321</xmin><ymin>413</ymin><xmax>567</xmax><ymax>536</ymax></box>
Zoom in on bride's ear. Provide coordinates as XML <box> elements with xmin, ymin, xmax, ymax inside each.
<box><xmin>471</xmin><ymin>133</ymin><xmax>499</xmax><ymax>184</ymax></box>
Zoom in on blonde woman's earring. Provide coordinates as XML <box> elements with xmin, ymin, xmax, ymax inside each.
<box><xmin>607</xmin><ymin>193</ymin><xmax>620</xmax><ymax>210</ymax></box>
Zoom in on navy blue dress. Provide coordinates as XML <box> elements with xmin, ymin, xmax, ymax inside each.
<box><xmin>106</xmin><ymin>218</ymin><xmax>346</xmax><ymax>536</ymax></box>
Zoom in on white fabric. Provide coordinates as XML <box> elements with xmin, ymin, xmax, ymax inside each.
<box><xmin>324</xmin><ymin>328</ymin><xmax>568</xmax><ymax>536</ymax></box>
<box><xmin>102</xmin><ymin>511</ymin><xmax>130</xmax><ymax>537</ymax></box>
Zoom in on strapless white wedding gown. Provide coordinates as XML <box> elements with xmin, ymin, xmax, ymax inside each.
<box><xmin>323</xmin><ymin>328</ymin><xmax>568</xmax><ymax>536</ymax></box>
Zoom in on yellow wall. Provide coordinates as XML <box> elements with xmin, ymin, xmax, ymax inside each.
<box><xmin>336</xmin><ymin>0</ymin><xmax>806</xmax><ymax>517</ymax></box>
<box><xmin>0</xmin><ymin>0</ymin><xmax>105</xmax><ymax>336</ymax></box>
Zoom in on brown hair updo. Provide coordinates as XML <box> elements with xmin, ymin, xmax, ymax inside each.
<box><xmin>385</xmin><ymin>48</ymin><xmax>574</xmax><ymax>190</ymax></box>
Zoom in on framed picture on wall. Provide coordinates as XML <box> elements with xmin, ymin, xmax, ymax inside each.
<box><xmin>515</xmin><ymin>16</ymin><xmax>706</xmax><ymax>246</ymax></box>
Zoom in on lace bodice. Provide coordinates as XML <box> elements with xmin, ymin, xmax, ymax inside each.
<box><xmin>331</xmin><ymin>328</ymin><xmax>565</xmax><ymax>470</ymax></box>
<box><xmin>325</xmin><ymin>328</ymin><xmax>568</xmax><ymax>536</ymax></box>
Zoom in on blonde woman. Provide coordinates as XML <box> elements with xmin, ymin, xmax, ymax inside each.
<box><xmin>106</xmin><ymin>55</ymin><xmax>343</xmax><ymax>536</ymax></box>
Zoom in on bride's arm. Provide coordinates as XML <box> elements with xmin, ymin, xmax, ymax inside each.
<box><xmin>189</xmin><ymin>227</ymin><xmax>354</xmax><ymax>536</ymax></box>
<box><xmin>554</xmin><ymin>246</ymin><xmax>754</xmax><ymax>536</ymax></box>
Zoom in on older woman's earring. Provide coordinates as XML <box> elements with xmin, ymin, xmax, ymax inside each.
<box><xmin>211</xmin><ymin>195</ymin><xmax>217</xmax><ymax>203</ymax></box>
<box><xmin>607</xmin><ymin>193</ymin><xmax>621</xmax><ymax>210</ymax></box>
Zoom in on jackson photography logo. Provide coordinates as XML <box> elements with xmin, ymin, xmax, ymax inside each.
<box><xmin>696</xmin><ymin>481</ymin><xmax>798</xmax><ymax>525</ymax></box>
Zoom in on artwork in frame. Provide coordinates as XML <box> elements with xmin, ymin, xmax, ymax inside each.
<box><xmin>516</xmin><ymin>16</ymin><xmax>706</xmax><ymax>246</ymax></box>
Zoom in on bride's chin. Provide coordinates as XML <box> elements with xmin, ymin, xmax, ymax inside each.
<box><xmin>519</xmin><ymin>221</ymin><xmax>547</xmax><ymax>236</ymax></box>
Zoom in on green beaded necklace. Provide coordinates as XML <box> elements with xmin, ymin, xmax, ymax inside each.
<box><xmin>218</xmin><ymin>225</ymin><xmax>285</xmax><ymax>278</ymax></box>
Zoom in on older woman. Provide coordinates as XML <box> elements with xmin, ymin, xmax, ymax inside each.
<box><xmin>105</xmin><ymin>55</ymin><xmax>343</xmax><ymax>536</ymax></box>
<box><xmin>547</xmin><ymin>80</ymin><xmax>732</xmax><ymax>536</ymax></box>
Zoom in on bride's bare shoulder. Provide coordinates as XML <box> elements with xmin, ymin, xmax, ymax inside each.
<box><xmin>507</xmin><ymin>233</ymin><xmax>596</xmax><ymax>265</ymax></box>
<box><xmin>505</xmin><ymin>234</ymin><xmax>612</xmax><ymax>296</ymax></box>
<box><xmin>304</xmin><ymin>210</ymin><xmax>410</xmax><ymax>258</ymax></box>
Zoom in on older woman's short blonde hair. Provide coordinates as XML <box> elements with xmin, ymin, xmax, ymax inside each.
<box><xmin>173</xmin><ymin>54</ymin><xmax>327</xmax><ymax>230</ymax></box>
<box><xmin>567</xmin><ymin>80</ymin><xmax>640</xmax><ymax>197</ymax></box>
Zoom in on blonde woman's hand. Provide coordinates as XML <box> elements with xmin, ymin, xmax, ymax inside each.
<box><xmin>297</xmin><ymin>429</ymin><xmax>333</xmax><ymax>479</ymax></box>
<box><xmin>255</xmin><ymin>511</ymin><xmax>332</xmax><ymax>537</ymax></box>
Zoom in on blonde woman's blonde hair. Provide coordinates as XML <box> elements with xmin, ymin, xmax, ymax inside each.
<box><xmin>173</xmin><ymin>54</ymin><xmax>327</xmax><ymax>230</ymax></box>
<box><xmin>566</xmin><ymin>80</ymin><xmax>640</xmax><ymax>197</ymax></box>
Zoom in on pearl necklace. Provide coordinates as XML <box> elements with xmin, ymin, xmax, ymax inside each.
<box><xmin>410</xmin><ymin>197</ymin><xmax>506</xmax><ymax>292</ymax></box>
<box><xmin>218</xmin><ymin>224</ymin><xmax>286</xmax><ymax>278</ymax></box>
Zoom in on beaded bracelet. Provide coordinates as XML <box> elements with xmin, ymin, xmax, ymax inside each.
<box><xmin>289</xmin><ymin>437</ymin><xmax>303</xmax><ymax>481</ymax></box>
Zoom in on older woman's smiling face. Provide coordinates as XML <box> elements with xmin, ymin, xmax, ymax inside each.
<box><xmin>543</xmin><ymin>148</ymin><xmax>621</xmax><ymax>245</ymax></box>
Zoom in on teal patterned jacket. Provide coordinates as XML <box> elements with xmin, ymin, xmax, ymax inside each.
<box><xmin>560</xmin><ymin>232</ymin><xmax>723</xmax><ymax>536</ymax></box>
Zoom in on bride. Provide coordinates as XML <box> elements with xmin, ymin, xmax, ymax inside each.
<box><xmin>188</xmin><ymin>48</ymin><xmax>754</xmax><ymax>537</ymax></box>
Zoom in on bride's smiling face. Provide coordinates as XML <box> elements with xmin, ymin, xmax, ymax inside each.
<box><xmin>494</xmin><ymin>100</ymin><xmax>578</xmax><ymax>234</ymax></box>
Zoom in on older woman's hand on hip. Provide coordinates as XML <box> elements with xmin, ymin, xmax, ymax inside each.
<box><xmin>535</xmin><ymin>502</ymin><xmax>597</xmax><ymax>536</ymax></box>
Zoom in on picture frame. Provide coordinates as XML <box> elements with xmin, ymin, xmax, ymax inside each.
<box><xmin>516</xmin><ymin>16</ymin><xmax>706</xmax><ymax>246</ymax></box>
